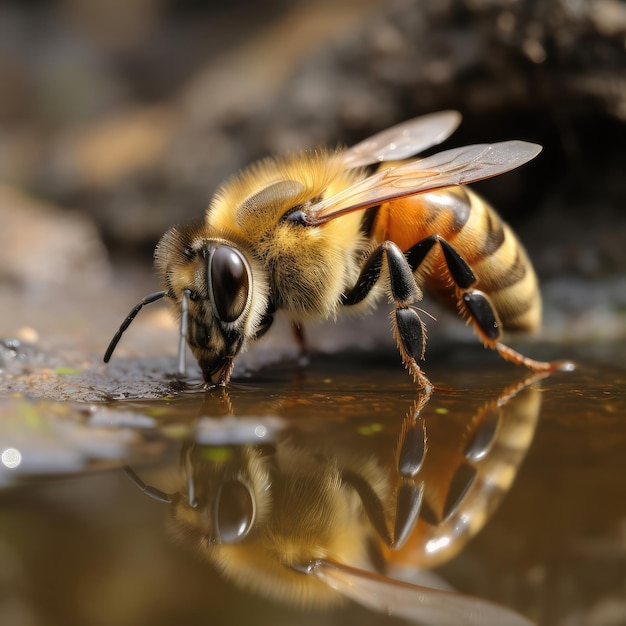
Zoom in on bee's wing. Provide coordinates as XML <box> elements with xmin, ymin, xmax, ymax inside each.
<box><xmin>307</xmin><ymin>141</ymin><xmax>542</xmax><ymax>226</ymax></box>
<box><xmin>309</xmin><ymin>559</ymin><xmax>534</xmax><ymax>626</ymax></box>
<box><xmin>342</xmin><ymin>110</ymin><xmax>462</xmax><ymax>169</ymax></box>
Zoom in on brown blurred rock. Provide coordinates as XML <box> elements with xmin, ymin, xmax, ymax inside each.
<box><xmin>0</xmin><ymin>185</ymin><xmax>109</xmax><ymax>292</ymax></box>
<box><xmin>53</xmin><ymin>105</ymin><xmax>178</xmax><ymax>190</ymax></box>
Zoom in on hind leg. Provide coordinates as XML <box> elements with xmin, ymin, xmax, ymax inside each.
<box><xmin>405</xmin><ymin>235</ymin><xmax>573</xmax><ymax>374</ymax></box>
<box><xmin>461</xmin><ymin>289</ymin><xmax>572</xmax><ymax>372</ymax></box>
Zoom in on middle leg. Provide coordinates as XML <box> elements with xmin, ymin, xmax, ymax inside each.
<box><xmin>342</xmin><ymin>241</ymin><xmax>432</xmax><ymax>390</ymax></box>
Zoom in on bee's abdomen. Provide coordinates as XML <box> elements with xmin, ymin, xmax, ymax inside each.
<box><xmin>453</xmin><ymin>190</ymin><xmax>541</xmax><ymax>331</ymax></box>
<box><xmin>376</xmin><ymin>187</ymin><xmax>542</xmax><ymax>332</ymax></box>
<box><xmin>430</xmin><ymin>189</ymin><xmax>541</xmax><ymax>332</ymax></box>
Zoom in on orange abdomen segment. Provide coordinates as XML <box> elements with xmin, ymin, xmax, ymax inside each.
<box><xmin>370</xmin><ymin>187</ymin><xmax>542</xmax><ymax>332</ymax></box>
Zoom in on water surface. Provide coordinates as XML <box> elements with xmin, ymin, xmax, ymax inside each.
<box><xmin>1</xmin><ymin>347</ymin><xmax>625</xmax><ymax>626</ymax></box>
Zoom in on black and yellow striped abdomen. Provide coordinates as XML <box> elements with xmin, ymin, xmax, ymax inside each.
<box><xmin>370</xmin><ymin>186</ymin><xmax>541</xmax><ymax>332</ymax></box>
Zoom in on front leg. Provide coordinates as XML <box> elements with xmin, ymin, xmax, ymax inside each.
<box><xmin>342</xmin><ymin>241</ymin><xmax>433</xmax><ymax>390</ymax></box>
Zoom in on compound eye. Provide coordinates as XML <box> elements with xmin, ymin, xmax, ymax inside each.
<box><xmin>209</xmin><ymin>246</ymin><xmax>249</xmax><ymax>322</ymax></box>
<box><xmin>215</xmin><ymin>481</ymin><xmax>255</xmax><ymax>543</ymax></box>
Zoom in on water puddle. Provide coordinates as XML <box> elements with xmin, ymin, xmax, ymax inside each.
<box><xmin>1</xmin><ymin>349</ymin><xmax>625</xmax><ymax>625</ymax></box>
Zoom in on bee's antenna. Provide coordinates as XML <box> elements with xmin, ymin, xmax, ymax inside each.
<box><xmin>123</xmin><ymin>465</ymin><xmax>176</xmax><ymax>504</ymax></box>
<box><xmin>104</xmin><ymin>291</ymin><xmax>168</xmax><ymax>363</ymax></box>
<box><xmin>178</xmin><ymin>289</ymin><xmax>191</xmax><ymax>377</ymax></box>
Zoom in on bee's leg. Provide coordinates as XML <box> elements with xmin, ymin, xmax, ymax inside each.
<box><xmin>462</xmin><ymin>292</ymin><xmax>573</xmax><ymax>372</ymax></box>
<box><xmin>252</xmin><ymin>312</ymin><xmax>274</xmax><ymax>341</ymax></box>
<box><xmin>390</xmin><ymin>394</ymin><xmax>429</xmax><ymax>550</ymax></box>
<box><xmin>291</xmin><ymin>322</ymin><xmax>310</xmax><ymax>366</ymax></box>
<box><xmin>405</xmin><ymin>234</ymin><xmax>476</xmax><ymax>289</ymax></box>
<box><xmin>406</xmin><ymin>235</ymin><xmax>573</xmax><ymax>374</ymax></box>
<box><xmin>342</xmin><ymin>241</ymin><xmax>432</xmax><ymax>390</ymax></box>
<box><xmin>342</xmin><ymin>393</ymin><xmax>429</xmax><ymax>550</ymax></box>
<box><xmin>340</xmin><ymin>468</ymin><xmax>393</xmax><ymax>548</ymax></box>
<box><xmin>494</xmin><ymin>341</ymin><xmax>574</xmax><ymax>373</ymax></box>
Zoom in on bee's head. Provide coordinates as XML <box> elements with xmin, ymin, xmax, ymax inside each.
<box><xmin>170</xmin><ymin>444</ymin><xmax>272</xmax><ymax>546</ymax></box>
<box><xmin>155</xmin><ymin>223</ymin><xmax>270</xmax><ymax>385</ymax></box>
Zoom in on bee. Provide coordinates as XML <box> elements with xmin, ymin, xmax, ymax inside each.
<box><xmin>104</xmin><ymin>110</ymin><xmax>570</xmax><ymax>387</ymax></box>
<box><xmin>123</xmin><ymin>371</ymin><xmax>544</xmax><ymax>623</ymax></box>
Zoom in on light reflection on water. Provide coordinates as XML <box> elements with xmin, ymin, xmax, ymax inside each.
<box><xmin>1</xmin><ymin>355</ymin><xmax>625</xmax><ymax>626</ymax></box>
<box><xmin>1</xmin><ymin>447</ymin><xmax>22</xmax><ymax>468</ymax></box>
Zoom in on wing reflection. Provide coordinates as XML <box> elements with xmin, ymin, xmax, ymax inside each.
<box><xmin>125</xmin><ymin>371</ymin><xmax>547</xmax><ymax>623</ymax></box>
<box><xmin>306</xmin><ymin>559</ymin><xmax>534</xmax><ymax>626</ymax></box>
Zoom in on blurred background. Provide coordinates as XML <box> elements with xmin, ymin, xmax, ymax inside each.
<box><xmin>0</xmin><ymin>0</ymin><xmax>625</xmax><ymax>357</ymax></box>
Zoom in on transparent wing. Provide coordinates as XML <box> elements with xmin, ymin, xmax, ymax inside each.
<box><xmin>342</xmin><ymin>110</ymin><xmax>462</xmax><ymax>169</ymax></box>
<box><xmin>307</xmin><ymin>141</ymin><xmax>542</xmax><ymax>226</ymax></box>
<box><xmin>307</xmin><ymin>559</ymin><xmax>535</xmax><ymax>626</ymax></box>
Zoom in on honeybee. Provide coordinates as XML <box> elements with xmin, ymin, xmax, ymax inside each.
<box><xmin>124</xmin><ymin>371</ymin><xmax>544</xmax><ymax>624</ymax></box>
<box><xmin>104</xmin><ymin>111</ymin><xmax>570</xmax><ymax>387</ymax></box>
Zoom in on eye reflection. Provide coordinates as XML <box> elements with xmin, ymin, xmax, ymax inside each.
<box><xmin>215</xmin><ymin>480</ymin><xmax>255</xmax><ymax>543</ymax></box>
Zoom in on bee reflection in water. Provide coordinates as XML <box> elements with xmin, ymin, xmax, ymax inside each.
<box><xmin>126</xmin><ymin>372</ymin><xmax>547</xmax><ymax>625</ymax></box>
